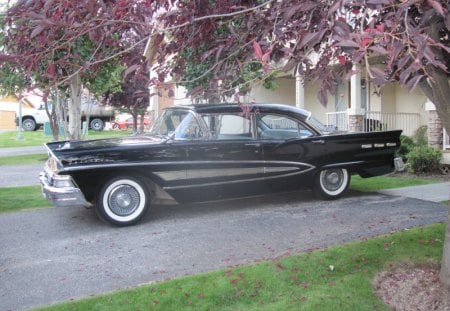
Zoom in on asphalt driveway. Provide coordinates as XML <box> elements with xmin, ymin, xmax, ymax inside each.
<box><xmin>0</xmin><ymin>190</ymin><xmax>448</xmax><ymax>311</ymax></box>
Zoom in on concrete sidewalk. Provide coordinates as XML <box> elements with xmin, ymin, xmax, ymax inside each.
<box><xmin>377</xmin><ymin>182</ymin><xmax>450</xmax><ymax>203</ymax></box>
<box><xmin>0</xmin><ymin>145</ymin><xmax>46</xmax><ymax>157</ymax></box>
<box><xmin>0</xmin><ymin>164</ymin><xmax>43</xmax><ymax>187</ymax></box>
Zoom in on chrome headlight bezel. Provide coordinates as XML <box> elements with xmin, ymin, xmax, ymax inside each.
<box><xmin>52</xmin><ymin>174</ymin><xmax>75</xmax><ymax>188</ymax></box>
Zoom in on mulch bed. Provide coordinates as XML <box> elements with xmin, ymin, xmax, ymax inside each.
<box><xmin>373</xmin><ymin>263</ymin><xmax>450</xmax><ymax>311</ymax></box>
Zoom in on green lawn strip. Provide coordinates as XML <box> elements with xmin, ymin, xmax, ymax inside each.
<box><xmin>0</xmin><ymin>131</ymin><xmax>51</xmax><ymax>147</ymax></box>
<box><xmin>0</xmin><ymin>130</ymin><xmax>131</xmax><ymax>148</ymax></box>
<box><xmin>0</xmin><ymin>186</ymin><xmax>53</xmax><ymax>213</ymax></box>
<box><xmin>37</xmin><ymin>224</ymin><xmax>444</xmax><ymax>311</ymax></box>
<box><xmin>350</xmin><ymin>175</ymin><xmax>440</xmax><ymax>192</ymax></box>
<box><xmin>0</xmin><ymin>153</ymin><xmax>48</xmax><ymax>166</ymax></box>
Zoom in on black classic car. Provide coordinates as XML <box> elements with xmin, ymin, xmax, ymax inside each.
<box><xmin>41</xmin><ymin>103</ymin><xmax>401</xmax><ymax>226</ymax></box>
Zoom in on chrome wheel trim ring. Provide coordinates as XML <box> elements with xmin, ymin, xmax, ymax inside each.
<box><xmin>319</xmin><ymin>168</ymin><xmax>348</xmax><ymax>196</ymax></box>
<box><xmin>103</xmin><ymin>179</ymin><xmax>146</xmax><ymax>222</ymax></box>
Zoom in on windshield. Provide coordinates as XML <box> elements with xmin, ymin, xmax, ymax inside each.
<box><xmin>149</xmin><ymin>109</ymin><xmax>203</xmax><ymax>140</ymax></box>
<box><xmin>307</xmin><ymin>115</ymin><xmax>336</xmax><ymax>134</ymax></box>
<box><xmin>149</xmin><ymin>109</ymin><xmax>189</xmax><ymax>137</ymax></box>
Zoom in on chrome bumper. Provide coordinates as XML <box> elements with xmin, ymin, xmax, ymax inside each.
<box><xmin>40</xmin><ymin>170</ymin><xmax>92</xmax><ymax>208</ymax></box>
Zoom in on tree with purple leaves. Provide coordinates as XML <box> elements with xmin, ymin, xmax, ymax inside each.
<box><xmin>1</xmin><ymin>0</ymin><xmax>450</xmax><ymax>289</ymax></box>
<box><xmin>129</xmin><ymin>0</ymin><xmax>450</xmax><ymax>291</ymax></box>
<box><xmin>0</xmin><ymin>0</ymin><xmax>154</xmax><ymax>140</ymax></box>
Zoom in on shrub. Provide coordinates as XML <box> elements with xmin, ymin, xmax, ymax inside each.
<box><xmin>397</xmin><ymin>135</ymin><xmax>416</xmax><ymax>161</ymax></box>
<box><xmin>414</xmin><ymin>125</ymin><xmax>428</xmax><ymax>147</ymax></box>
<box><xmin>406</xmin><ymin>146</ymin><xmax>442</xmax><ymax>174</ymax></box>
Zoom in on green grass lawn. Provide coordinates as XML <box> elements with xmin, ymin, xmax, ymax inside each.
<box><xmin>36</xmin><ymin>224</ymin><xmax>445</xmax><ymax>311</ymax></box>
<box><xmin>0</xmin><ymin>185</ymin><xmax>52</xmax><ymax>213</ymax></box>
<box><xmin>350</xmin><ymin>175</ymin><xmax>439</xmax><ymax>192</ymax></box>
<box><xmin>0</xmin><ymin>129</ymin><xmax>132</xmax><ymax>148</ymax></box>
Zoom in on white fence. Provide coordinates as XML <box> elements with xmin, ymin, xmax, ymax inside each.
<box><xmin>326</xmin><ymin>111</ymin><xmax>420</xmax><ymax>136</ymax></box>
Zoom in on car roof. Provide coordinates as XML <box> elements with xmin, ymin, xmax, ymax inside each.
<box><xmin>165</xmin><ymin>103</ymin><xmax>311</xmax><ymax>120</ymax></box>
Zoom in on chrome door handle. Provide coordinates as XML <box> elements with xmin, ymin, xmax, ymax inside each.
<box><xmin>312</xmin><ymin>140</ymin><xmax>325</xmax><ymax>144</ymax></box>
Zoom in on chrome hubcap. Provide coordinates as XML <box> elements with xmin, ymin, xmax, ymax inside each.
<box><xmin>108</xmin><ymin>185</ymin><xmax>140</xmax><ymax>216</ymax></box>
<box><xmin>322</xmin><ymin>170</ymin><xmax>343</xmax><ymax>191</ymax></box>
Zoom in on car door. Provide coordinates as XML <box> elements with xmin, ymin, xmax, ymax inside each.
<box><xmin>173</xmin><ymin>112</ymin><xmax>266</xmax><ymax>202</ymax></box>
<box><xmin>256</xmin><ymin>113</ymin><xmax>327</xmax><ymax>191</ymax></box>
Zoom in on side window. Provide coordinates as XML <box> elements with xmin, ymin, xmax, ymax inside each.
<box><xmin>201</xmin><ymin>113</ymin><xmax>253</xmax><ymax>140</ymax></box>
<box><xmin>173</xmin><ymin>112</ymin><xmax>204</xmax><ymax>140</ymax></box>
<box><xmin>258</xmin><ymin>114</ymin><xmax>313</xmax><ymax>140</ymax></box>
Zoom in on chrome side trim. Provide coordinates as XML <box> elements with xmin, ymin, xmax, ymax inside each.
<box><xmin>362</xmin><ymin>142</ymin><xmax>397</xmax><ymax>149</ymax></box>
<box><xmin>264</xmin><ymin>166</ymin><xmax>300</xmax><ymax>174</ymax></box>
<box><xmin>164</xmin><ymin>165</ymin><xmax>315</xmax><ymax>190</ymax></box>
<box><xmin>60</xmin><ymin>160</ymin><xmax>315</xmax><ymax>172</ymax></box>
<box><xmin>153</xmin><ymin>171</ymin><xmax>186</xmax><ymax>181</ymax></box>
<box><xmin>60</xmin><ymin>160</ymin><xmax>267</xmax><ymax>172</ymax></box>
<box><xmin>188</xmin><ymin>167</ymin><xmax>263</xmax><ymax>179</ymax></box>
<box><xmin>155</xmin><ymin>162</ymin><xmax>314</xmax><ymax>182</ymax></box>
<box><xmin>321</xmin><ymin>161</ymin><xmax>365</xmax><ymax>169</ymax></box>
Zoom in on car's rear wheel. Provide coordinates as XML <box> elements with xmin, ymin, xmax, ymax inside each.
<box><xmin>90</xmin><ymin>118</ymin><xmax>104</xmax><ymax>131</ymax></box>
<box><xmin>96</xmin><ymin>175</ymin><xmax>150</xmax><ymax>226</ymax></box>
<box><xmin>313</xmin><ymin>168</ymin><xmax>350</xmax><ymax>199</ymax></box>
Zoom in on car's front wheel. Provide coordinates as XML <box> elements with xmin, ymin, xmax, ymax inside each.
<box><xmin>313</xmin><ymin>168</ymin><xmax>350</xmax><ymax>199</ymax></box>
<box><xmin>96</xmin><ymin>175</ymin><xmax>150</xmax><ymax>226</ymax></box>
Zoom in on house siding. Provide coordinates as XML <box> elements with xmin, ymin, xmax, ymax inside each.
<box><xmin>249</xmin><ymin>77</ymin><xmax>431</xmax><ymax>132</ymax></box>
<box><xmin>248</xmin><ymin>77</ymin><xmax>338</xmax><ymax>123</ymax></box>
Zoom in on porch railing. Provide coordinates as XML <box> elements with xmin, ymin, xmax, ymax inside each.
<box><xmin>326</xmin><ymin>111</ymin><xmax>348</xmax><ymax>131</ymax></box>
<box><xmin>364</xmin><ymin>111</ymin><xmax>420</xmax><ymax>136</ymax></box>
<box><xmin>326</xmin><ymin>111</ymin><xmax>420</xmax><ymax>136</ymax></box>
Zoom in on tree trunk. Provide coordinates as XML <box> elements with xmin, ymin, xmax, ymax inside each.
<box><xmin>419</xmin><ymin>18</ymin><xmax>450</xmax><ymax>137</ymax></box>
<box><xmin>418</xmin><ymin>40</ymin><xmax>450</xmax><ymax>289</ymax></box>
<box><xmin>45</xmin><ymin>95</ymin><xmax>59</xmax><ymax>141</ymax></box>
<box><xmin>419</xmin><ymin>70</ymin><xmax>450</xmax><ymax>136</ymax></box>
<box><xmin>139</xmin><ymin>114</ymin><xmax>145</xmax><ymax>133</ymax></box>
<box><xmin>55</xmin><ymin>90</ymin><xmax>68</xmax><ymax>140</ymax></box>
<box><xmin>419</xmin><ymin>73</ymin><xmax>450</xmax><ymax>290</ymax></box>
<box><xmin>68</xmin><ymin>73</ymin><xmax>82</xmax><ymax>140</ymax></box>
<box><xmin>132</xmin><ymin>113</ymin><xmax>138</xmax><ymax>134</ymax></box>
<box><xmin>416</xmin><ymin>19</ymin><xmax>450</xmax><ymax>290</ymax></box>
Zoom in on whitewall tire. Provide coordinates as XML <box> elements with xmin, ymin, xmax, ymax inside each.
<box><xmin>314</xmin><ymin>168</ymin><xmax>350</xmax><ymax>199</ymax></box>
<box><xmin>96</xmin><ymin>176</ymin><xmax>150</xmax><ymax>226</ymax></box>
